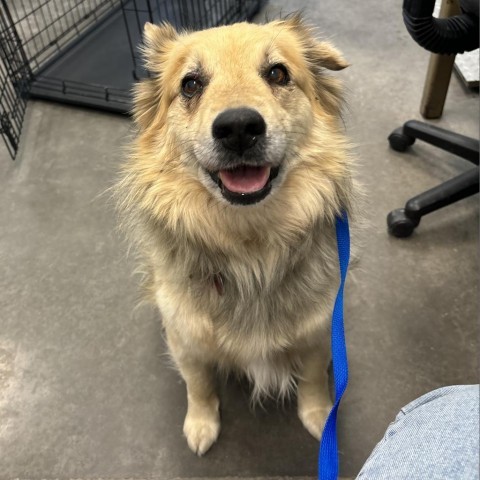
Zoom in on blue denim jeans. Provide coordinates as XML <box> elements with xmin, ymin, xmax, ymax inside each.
<box><xmin>356</xmin><ymin>385</ymin><xmax>479</xmax><ymax>480</ymax></box>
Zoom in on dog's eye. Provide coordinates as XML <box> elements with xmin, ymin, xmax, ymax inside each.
<box><xmin>267</xmin><ymin>64</ymin><xmax>289</xmax><ymax>86</ymax></box>
<box><xmin>182</xmin><ymin>77</ymin><xmax>203</xmax><ymax>98</ymax></box>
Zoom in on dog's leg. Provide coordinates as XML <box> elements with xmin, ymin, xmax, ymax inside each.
<box><xmin>297</xmin><ymin>347</ymin><xmax>333</xmax><ymax>440</ymax></box>
<box><xmin>167</xmin><ymin>330</ymin><xmax>220</xmax><ymax>456</ymax></box>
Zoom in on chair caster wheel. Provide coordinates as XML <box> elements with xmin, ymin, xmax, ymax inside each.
<box><xmin>387</xmin><ymin>209</ymin><xmax>419</xmax><ymax>237</ymax></box>
<box><xmin>388</xmin><ymin>128</ymin><xmax>415</xmax><ymax>152</ymax></box>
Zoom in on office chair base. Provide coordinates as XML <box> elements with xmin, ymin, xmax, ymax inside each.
<box><xmin>387</xmin><ymin>120</ymin><xmax>479</xmax><ymax>237</ymax></box>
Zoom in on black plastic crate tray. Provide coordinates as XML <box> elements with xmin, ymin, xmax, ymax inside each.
<box><xmin>29</xmin><ymin>0</ymin><xmax>264</xmax><ymax>114</ymax></box>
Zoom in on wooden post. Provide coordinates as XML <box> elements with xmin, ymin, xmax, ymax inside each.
<box><xmin>420</xmin><ymin>0</ymin><xmax>461</xmax><ymax>119</ymax></box>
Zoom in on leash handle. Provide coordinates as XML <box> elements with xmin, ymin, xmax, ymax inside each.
<box><xmin>318</xmin><ymin>212</ymin><xmax>350</xmax><ymax>480</ymax></box>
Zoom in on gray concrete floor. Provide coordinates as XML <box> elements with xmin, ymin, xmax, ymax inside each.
<box><xmin>0</xmin><ymin>1</ymin><xmax>478</xmax><ymax>479</ymax></box>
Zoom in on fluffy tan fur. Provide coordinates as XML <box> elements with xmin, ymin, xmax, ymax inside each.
<box><xmin>116</xmin><ymin>14</ymin><xmax>357</xmax><ymax>455</ymax></box>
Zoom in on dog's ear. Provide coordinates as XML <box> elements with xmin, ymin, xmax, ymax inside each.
<box><xmin>306</xmin><ymin>41</ymin><xmax>349</xmax><ymax>72</ymax></box>
<box><xmin>283</xmin><ymin>13</ymin><xmax>349</xmax><ymax>71</ymax></box>
<box><xmin>133</xmin><ymin>22</ymin><xmax>178</xmax><ymax>130</ymax></box>
<box><xmin>141</xmin><ymin>22</ymin><xmax>178</xmax><ymax>75</ymax></box>
<box><xmin>282</xmin><ymin>14</ymin><xmax>348</xmax><ymax>116</ymax></box>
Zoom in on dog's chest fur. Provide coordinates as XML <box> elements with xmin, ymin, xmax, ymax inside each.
<box><xmin>152</xmin><ymin>219</ymin><xmax>338</xmax><ymax>365</ymax></box>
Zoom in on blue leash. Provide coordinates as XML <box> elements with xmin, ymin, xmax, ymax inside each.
<box><xmin>318</xmin><ymin>211</ymin><xmax>350</xmax><ymax>480</ymax></box>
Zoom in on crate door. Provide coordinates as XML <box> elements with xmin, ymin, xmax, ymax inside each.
<box><xmin>0</xmin><ymin>0</ymin><xmax>32</xmax><ymax>159</ymax></box>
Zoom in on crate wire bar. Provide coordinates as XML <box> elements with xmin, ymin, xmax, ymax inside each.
<box><xmin>11</xmin><ymin>0</ymin><xmax>121</xmax><ymax>72</ymax></box>
<box><xmin>0</xmin><ymin>0</ymin><xmax>265</xmax><ymax>158</ymax></box>
<box><xmin>0</xmin><ymin>0</ymin><xmax>33</xmax><ymax>158</ymax></box>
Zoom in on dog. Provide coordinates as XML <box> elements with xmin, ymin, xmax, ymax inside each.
<box><xmin>116</xmin><ymin>14</ymin><xmax>356</xmax><ymax>456</ymax></box>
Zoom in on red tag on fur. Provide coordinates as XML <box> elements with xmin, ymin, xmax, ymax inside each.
<box><xmin>213</xmin><ymin>273</ymin><xmax>224</xmax><ymax>295</ymax></box>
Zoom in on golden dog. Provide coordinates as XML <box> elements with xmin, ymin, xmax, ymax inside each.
<box><xmin>116</xmin><ymin>14</ymin><xmax>356</xmax><ymax>455</ymax></box>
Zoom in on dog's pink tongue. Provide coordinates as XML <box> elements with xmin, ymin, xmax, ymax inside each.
<box><xmin>219</xmin><ymin>165</ymin><xmax>271</xmax><ymax>193</ymax></box>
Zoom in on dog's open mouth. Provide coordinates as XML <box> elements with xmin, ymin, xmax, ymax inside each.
<box><xmin>208</xmin><ymin>164</ymin><xmax>280</xmax><ymax>205</ymax></box>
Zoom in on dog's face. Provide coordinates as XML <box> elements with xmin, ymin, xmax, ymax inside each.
<box><xmin>134</xmin><ymin>17</ymin><xmax>348</xmax><ymax>208</ymax></box>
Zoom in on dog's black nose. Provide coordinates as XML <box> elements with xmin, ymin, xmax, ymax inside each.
<box><xmin>212</xmin><ymin>108</ymin><xmax>266</xmax><ymax>154</ymax></box>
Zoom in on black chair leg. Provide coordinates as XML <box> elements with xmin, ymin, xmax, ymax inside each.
<box><xmin>388</xmin><ymin>120</ymin><xmax>479</xmax><ymax>164</ymax></box>
<box><xmin>387</xmin><ymin>167</ymin><xmax>479</xmax><ymax>237</ymax></box>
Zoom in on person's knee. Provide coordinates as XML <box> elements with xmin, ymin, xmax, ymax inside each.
<box><xmin>356</xmin><ymin>385</ymin><xmax>479</xmax><ymax>480</ymax></box>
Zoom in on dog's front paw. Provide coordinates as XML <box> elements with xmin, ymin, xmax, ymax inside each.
<box><xmin>298</xmin><ymin>404</ymin><xmax>332</xmax><ymax>440</ymax></box>
<box><xmin>183</xmin><ymin>405</ymin><xmax>221</xmax><ymax>456</ymax></box>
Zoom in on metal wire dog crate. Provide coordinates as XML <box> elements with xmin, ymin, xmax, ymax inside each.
<box><xmin>0</xmin><ymin>0</ymin><xmax>266</xmax><ymax>158</ymax></box>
